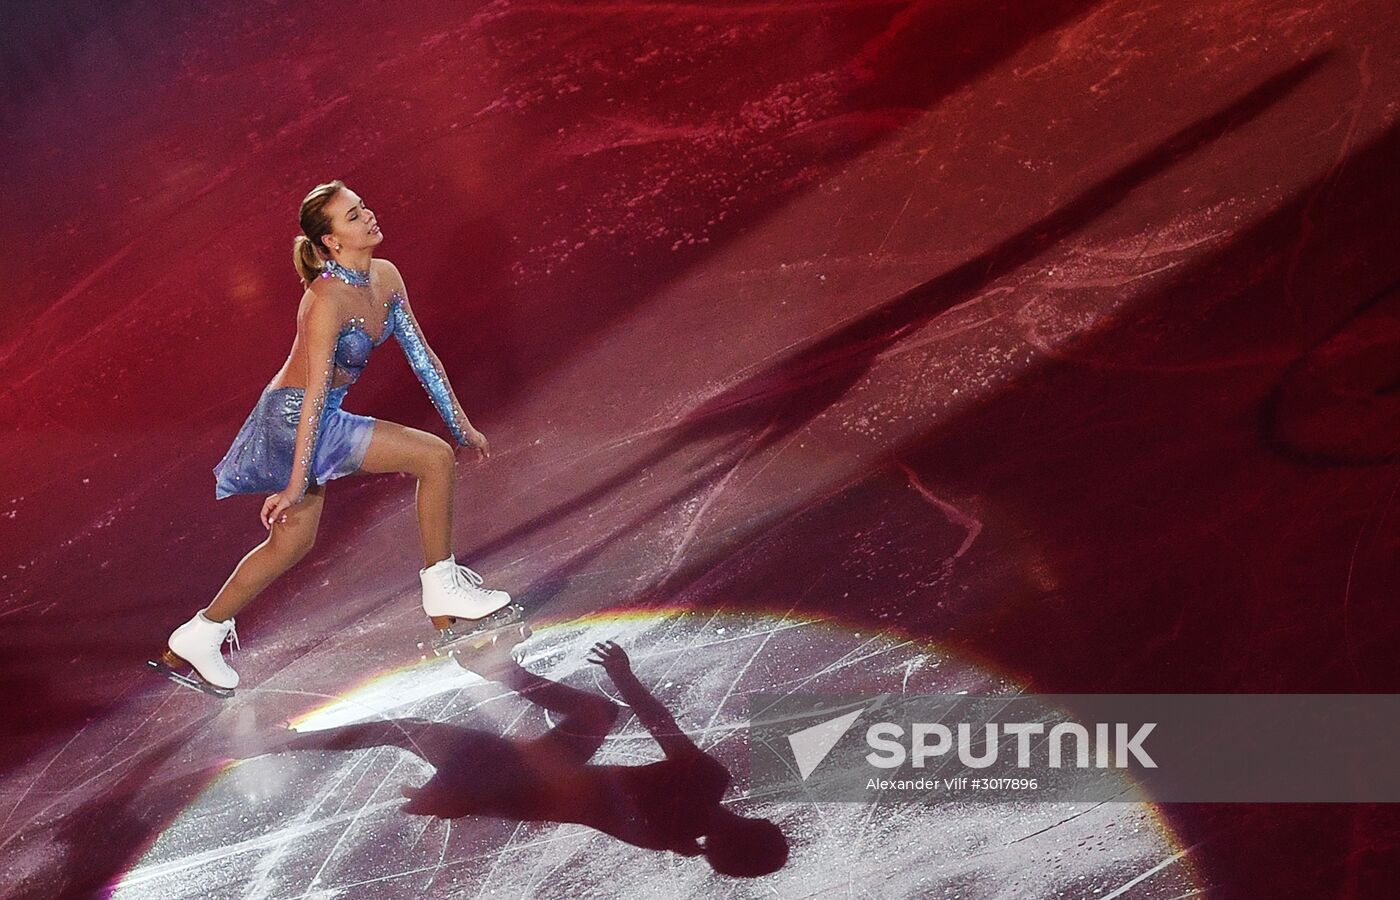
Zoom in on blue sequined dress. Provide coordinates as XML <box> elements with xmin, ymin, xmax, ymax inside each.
<box><xmin>212</xmin><ymin>285</ymin><xmax>468</xmax><ymax>500</ymax></box>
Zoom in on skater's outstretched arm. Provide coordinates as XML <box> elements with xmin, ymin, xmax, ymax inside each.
<box><xmin>263</xmin><ymin>293</ymin><xmax>340</xmax><ymax>528</ymax></box>
<box><xmin>382</xmin><ymin>262</ymin><xmax>479</xmax><ymax>452</ymax></box>
<box><xmin>587</xmin><ymin>640</ymin><xmax>700</xmax><ymax>760</ymax></box>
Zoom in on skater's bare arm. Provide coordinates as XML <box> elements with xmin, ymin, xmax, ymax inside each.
<box><xmin>382</xmin><ymin>262</ymin><xmax>482</xmax><ymax>453</ymax></box>
<box><xmin>285</xmin><ymin>295</ymin><xmax>341</xmax><ymax>500</ymax></box>
<box><xmin>587</xmin><ymin>640</ymin><xmax>700</xmax><ymax>759</ymax></box>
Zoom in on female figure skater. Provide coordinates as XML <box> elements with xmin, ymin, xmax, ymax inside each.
<box><xmin>151</xmin><ymin>179</ymin><xmax>521</xmax><ymax>697</ymax></box>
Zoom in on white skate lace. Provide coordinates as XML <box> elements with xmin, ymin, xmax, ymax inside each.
<box><xmin>225</xmin><ymin>618</ymin><xmax>241</xmax><ymax>653</ymax></box>
<box><xmin>449</xmin><ymin>563</ymin><xmax>486</xmax><ymax>594</ymax></box>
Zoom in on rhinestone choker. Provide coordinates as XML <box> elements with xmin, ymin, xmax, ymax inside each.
<box><xmin>320</xmin><ymin>258</ymin><xmax>371</xmax><ymax>287</ymax></box>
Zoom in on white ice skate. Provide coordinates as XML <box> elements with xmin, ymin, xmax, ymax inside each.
<box><xmin>418</xmin><ymin>554</ymin><xmax>529</xmax><ymax>658</ymax></box>
<box><xmin>147</xmin><ymin>610</ymin><xmax>241</xmax><ymax>698</ymax></box>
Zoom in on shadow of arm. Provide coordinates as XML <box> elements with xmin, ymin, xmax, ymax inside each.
<box><xmin>279</xmin><ymin>718</ymin><xmax>433</xmax><ymax>757</ymax></box>
<box><xmin>607</xmin><ymin>668</ymin><xmax>701</xmax><ymax>760</ymax></box>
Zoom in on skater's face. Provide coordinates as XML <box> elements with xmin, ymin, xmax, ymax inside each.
<box><xmin>320</xmin><ymin>188</ymin><xmax>383</xmax><ymax>256</ymax></box>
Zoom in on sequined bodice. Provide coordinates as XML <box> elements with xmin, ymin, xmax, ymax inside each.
<box><xmin>332</xmin><ymin>291</ymin><xmax>403</xmax><ymax>384</ymax></box>
<box><xmin>275</xmin><ymin>276</ymin><xmax>468</xmax><ymax>503</ymax></box>
<box><xmin>334</xmin><ymin>315</ymin><xmax>392</xmax><ymax>379</ymax></box>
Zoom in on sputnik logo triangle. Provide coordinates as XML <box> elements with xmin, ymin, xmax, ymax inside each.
<box><xmin>788</xmin><ymin>708</ymin><xmax>864</xmax><ymax>780</ymax></box>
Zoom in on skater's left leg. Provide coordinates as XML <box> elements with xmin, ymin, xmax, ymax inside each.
<box><xmin>355</xmin><ymin>419</ymin><xmax>455</xmax><ymax>566</ymax></box>
<box><xmin>357</xmin><ymin>419</ymin><xmax>514</xmax><ymax>626</ymax></box>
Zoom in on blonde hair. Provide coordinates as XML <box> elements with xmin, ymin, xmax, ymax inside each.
<box><xmin>292</xmin><ymin>179</ymin><xmax>347</xmax><ymax>287</ymax></box>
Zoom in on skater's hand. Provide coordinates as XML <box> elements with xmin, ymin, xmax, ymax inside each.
<box><xmin>261</xmin><ymin>489</ymin><xmax>300</xmax><ymax>530</ymax></box>
<box><xmin>461</xmin><ymin>425</ymin><xmax>490</xmax><ymax>462</ymax></box>
<box><xmin>586</xmin><ymin>640</ymin><xmax>631</xmax><ymax>674</ymax></box>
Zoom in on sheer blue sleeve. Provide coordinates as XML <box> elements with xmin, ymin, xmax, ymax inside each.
<box><xmin>286</xmin><ymin>300</ymin><xmax>340</xmax><ymax>502</ymax></box>
<box><xmin>388</xmin><ymin>293</ymin><xmax>469</xmax><ymax>447</ymax></box>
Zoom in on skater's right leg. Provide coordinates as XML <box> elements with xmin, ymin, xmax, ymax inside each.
<box><xmin>155</xmin><ymin>483</ymin><xmax>326</xmax><ymax>692</ymax></box>
<box><xmin>203</xmin><ymin>481</ymin><xmax>326</xmax><ymax>622</ymax></box>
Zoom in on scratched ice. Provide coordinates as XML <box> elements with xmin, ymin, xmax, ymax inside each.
<box><xmin>111</xmin><ymin>612</ymin><xmax>1197</xmax><ymax>899</ymax></box>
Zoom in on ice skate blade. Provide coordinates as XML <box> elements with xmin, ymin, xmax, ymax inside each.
<box><xmin>146</xmin><ymin>658</ymin><xmax>234</xmax><ymax>699</ymax></box>
<box><xmin>417</xmin><ymin>618</ymin><xmax>532</xmax><ymax>660</ymax></box>
<box><xmin>421</xmin><ymin>603</ymin><xmax>523</xmax><ymax>645</ymax></box>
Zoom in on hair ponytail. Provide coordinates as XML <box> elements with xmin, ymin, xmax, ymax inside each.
<box><xmin>293</xmin><ymin>178</ymin><xmax>347</xmax><ymax>288</ymax></box>
<box><xmin>292</xmin><ymin>234</ymin><xmax>323</xmax><ymax>287</ymax></box>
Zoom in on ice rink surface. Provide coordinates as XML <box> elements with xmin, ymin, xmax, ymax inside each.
<box><xmin>2</xmin><ymin>1</ymin><xmax>1398</xmax><ymax>896</ymax></box>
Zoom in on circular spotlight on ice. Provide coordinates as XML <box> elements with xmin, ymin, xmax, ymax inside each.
<box><xmin>114</xmin><ymin>609</ymin><xmax>1200</xmax><ymax>898</ymax></box>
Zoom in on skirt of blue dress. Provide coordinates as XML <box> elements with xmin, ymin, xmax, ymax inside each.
<box><xmin>212</xmin><ymin>383</ymin><xmax>377</xmax><ymax>500</ymax></box>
